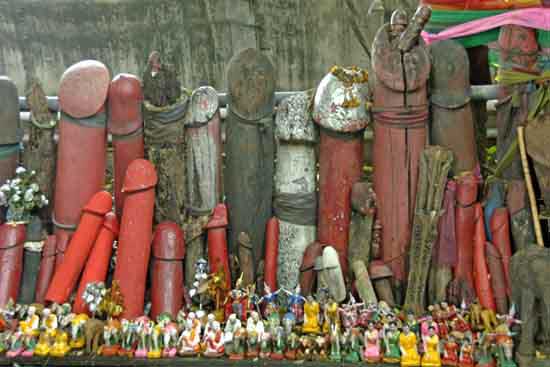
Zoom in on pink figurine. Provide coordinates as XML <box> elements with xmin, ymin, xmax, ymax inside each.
<box><xmin>363</xmin><ymin>321</ymin><xmax>381</xmax><ymax>363</ymax></box>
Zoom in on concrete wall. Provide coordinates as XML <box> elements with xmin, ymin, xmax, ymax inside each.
<box><xmin>0</xmin><ymin>0</ymin><xmax>417</xmax><ymax>95</ymax></box>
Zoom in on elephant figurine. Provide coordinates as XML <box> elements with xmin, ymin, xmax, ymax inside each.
<box><xmin>510</xmin><ymin>246</ymin><xmax>550</xmax><ymax>366</ymax></box>
<box><xmin>84</xmin><ymin>318</ymin><xmax>105</xmax><ymax>354</ymax></box>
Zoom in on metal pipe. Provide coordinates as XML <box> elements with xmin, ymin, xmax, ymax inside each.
<box><xmin>18</xmin><ymin>86</ymin><xmax>500</xmax><ymax>112</ymax></box>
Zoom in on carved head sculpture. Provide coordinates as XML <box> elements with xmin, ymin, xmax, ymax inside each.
<box><xmin>227</xmin><ymin>48</ymin><xmax>275</xmax><ymax>121</ymax></box>
<box><xmin>390</xmin><ymin>9</ymin><xmax>408</xmax><ymax>37</ymax></box>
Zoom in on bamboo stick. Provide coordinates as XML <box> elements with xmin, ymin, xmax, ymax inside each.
<box><xmin>517</xmin><ymin>126</ymin><xmax>544</xmax><ymax>247</ymax></box>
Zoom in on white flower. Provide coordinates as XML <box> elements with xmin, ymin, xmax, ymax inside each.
<box><xmin>10</xmin><ymin>179</ymin><xmax>21</xmax><ymax>188</ymax></box>
<box><xmin>41</xmin><ymin>195</ymin><xmax>49</xmax><ymax>205</ymax></box>
<box><xmin>30</xmin><ymin>170</ymin><xmax>36</xmax><ymax>176</ymax></box>
<box><xmin>15</xmin><ymin>167</ymin><xmax>26</xmax><ymax>175</ymax></box>
<box><xmin>24</xmin><ymin>190</ymin><xmax>34</xmax><ymax>202</ymax></box>
<box><xmin>11</xmin><ymin>194</ymin><xmax>20</xmax><ymax>202</ymax></box>
<box><xmin>30</xmin><ymin>183</ymin><xmax>39</xmax><ymax>192</ymax></box>
<box><xmin>0</xmin><ymin>184</ymin><xmax>9</xmax><ymax>192</ymax></box>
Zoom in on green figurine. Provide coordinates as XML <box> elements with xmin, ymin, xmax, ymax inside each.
<box><xmin>343</xmin><ymin>328</ymin><xmax>363</xmax><ymax>363</ymax></box>
<box><xmin>382</xmin><ymin>321</ymin><xmax>401</xmax><ymax>363</ymax></box>
<box><xmin>271</xmin><ymin>326</ymin><xmax>286</xmax><ymax>360</ymax></box>
<box><xmin>329</xmin><ymin>324</ymin><xmax>342</xmax><ymax>362</ymax></box>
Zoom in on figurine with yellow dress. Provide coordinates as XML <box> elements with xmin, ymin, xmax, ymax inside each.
<box><xmin>421</xmin><ymin>326</ymin><xmax>441</xmax><ymax>367</ymax></box>
<box><xmin>400</xmin><ymin>323</ymin><xmax>421</xmax><ymax>367</ymax></box>
<box><xmin>302</xmin><ymin>296</ymin><xmax>321</xmax><ymax>334</ymax></box>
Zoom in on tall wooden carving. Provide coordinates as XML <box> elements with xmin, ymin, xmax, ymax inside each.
<box><xmin>224</xmin><ymin>48</ymin><xmax>275</xmax><ymax>286</ymax></box>
<box><xmin>184</xmin><ymin>86</ymin><xmax>222</xmax><ymax>288</ymax></box>
<box><xmin>23</xmin><ymin>79</ymin><xmax>56</xmax><ymax>221</ymax></box>
<box><xmin>429</xmin><ymin>40</ymin><xmax>477</xmax><ymax>175</ymax></box>
<box><xmin>372</xmin><ymin>7</ymin><xmax>431</xmax><ymax>299</ymax></box>
<box><xmin>142</xmin><ymin>51</ymin><xmax>187</xmax><ymax>228</ymax></box>
<box><xmin>53</xmin><ymin>60</ymin><xmax>109</xmax><ymax>268</ymax></box>
<box><xmin>274</xmin><ymin>92</ymin><xmax>317</xmax><ymax>293</ymax></box>
<box><xmin>313</xmin><ymin>66</ymin><xmax>369</xmax><ymax>281</ymax></box>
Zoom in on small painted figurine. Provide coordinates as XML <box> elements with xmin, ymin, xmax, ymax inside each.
<box><xmin>298</xmin><ymin>335</ymin><xmax>314</xmax><ymax>361</ymax></box>
<box><xmin>383</xmin><ymin>320</ymin><xmax>401</xmax><ymax>363</ymax></box>
<box><xmin>283</xmin><ymin>285</ymin><xmax>306</xmax><ymax>324</ymax></box>
<box><xmin>229</xmin><ymin>327</ymin><xmax>246</xmax><ymax>360</ymax></box>
<box><xmin>19</xmin><ymin>305</ymin><xmax>40</xmax><ymax>338</ymax></box>
<box><xmin>49</xmin><ymin>331</ymin><xmax>71</xmax><ymax>357</ymax></box>
<box><xmin>264</xmin><ymin>301</ymin><xmax>280</xmax><ymax>334</ymax></box>
<box><xmin>363</xmin><ymin>321</ymin><xmax>381</xmax><ymax>363</ymax></box>
<box><xmin>134</xmin><ymin>317</ymin><xmax>150</xmax><ymax>358</ymax></box>
<box><xmin>202</xmin><ymin>313</ymin><xmax>217</xmax><ymax>342</ymax></box>
<box><xmin>258</xmin><ymin>284</ymin><xmax>282</xmax><ymax>316</ymax></box>
<box><xmin>102</xmin><ymin>319</ymin><xmax>121</xmax><ymax>356</ymax></box>
<box><xmin>178</xmin><ymin>318</ymin><xmax>201</xmax><ymax>356</ymax></box>
<box><xmin>344</xmin><ymin>328</ymin><xmax>362</xmax><ymax>363</ymax></box>
<box><xmin>271</xmin><ymin>326</ymin><xmax>286</xmax><ymax>360</ymax></box>
<box><xmin>302</xmin><ymin>296</ymin><xmax>321</xmax><ymax>334</ymax></box>
<box><xmin>282</xmin><ymin>311</ymin><xmax>296</xmax><ymax>335</ymax></box>
<box><xmin>313</xmin><ymin>334</ymin><xmax>328</xmax><ymax>361</ymax></box>
<box><xmin>21</xmin><ymin>333</ymin><xmax>37</xmax><ymax>357</ymax></box>
<box><xmin>259</xmin><ymin>330</ymin><xmax>272</xmax><ymax>359</ymax></box>
<box><xmin>285</xmin><ymin>331</ymin><xmax>300</xmax><ymax>360</ymax></box>
<box><xmin>458</xmin><ymin>336</ymin><xmax>474</xmax><ymax>367</ymax></box>
<box><xmin>203</xmin><ymin>321</ymin><xmax>224</xmax><ymax>357</ymax></box>
<box><xmin>69</xmin><ymin>314</ymin><xmax>89</xmax><ymax>350</ymax></box>
<box><xmin>322</xmin><ymin>297</ymin><xmax>341</xmax><ymax>333</ymax></box>
<box><xmin>6</xmin><ymin>331</ymin><xmax>23</xmax><ymax>357</ymax></box>
<box><xmin>420</xmin><ymin>315</ymin><xmax>439</xmax><ymax>342</ymax></box>
<box><xmin>400</xmin><ymin>323</ymin><xmax>421</xmax><ymax>367</ymax></box>
<box><xmin>33</xmin><ymin>331</ymin><xmax>50</xmax><ymax>357</ymax></box>
<box><xmin>406</xmin><ymin>311</ymin><xmax>420</xmax><ymax>336</ymax></box>
<box><xmin>329</xmin><ymin>323</ymin><xmax>342</xmax><ymax>361</ymax></box>
<box><xmin>441</xmin><ymin>334</ymin><xmax>459</xmax><ymax>366</ymax></box>
<box><xmin>341</xmin><ymin>295</ymin><xmax>362</xmax><ymax>329</ymax></box>
<box><xmin>223</xmin><ymin>313</ymin><xmax>241</xmax><ymax>356</ymax></box>
<box><xmin>246</xmin><ymin>311</ymin><xmax>263</xmax><ymax>358</ymax></box>
<box><xmin>41</xmin><ymin>308</ymin><xmax>58</xmax><ymax>340</ymax></box>
<box><xmin>119</xmin><ymin>319</ymin><xmax>136</xmax><ymax>357</ymax></box>
<box><xmin>421</xmin><ymin>326</ymin><xmax>441</xmax><ymax>367</ymax></box>
<box><xmin>159</xmin><ymin>316</ymin><xmax>178</xmax><ymax>358</ymax></box>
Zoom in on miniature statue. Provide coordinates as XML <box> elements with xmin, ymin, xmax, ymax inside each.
<box><xmin>259</xmin><ymin>331</ymin><xmax>272</xmax><ymax>359</ymax></box>
<box><xmin>383</xmin><ymin>321</ymin><xmax>401</xmax><ymax>363</ymax></box>
<box><xmin>458</xmin><ymin>336</ymin><xmax>474</xmax><ymax>367</ymax></box>
<box><xmin>329</xmin><ymin>323</ymin><xmax>342</xmax><ymax>361</ymax></box>
<box><xmin>302</xmin><ymin>295</ymin><xmax>321</xmax><ymax>334</ymax></box>
<box><xmin>69</xmin><ymin>314</ymin><xmax>88</xmax><ymax>350</ymax></box>
<box><xmin>21</xmin><ymin>332</ymin><xmax>37</xmax><ymax>357</ymax></box>
<box><xmin>441</xmin><ymin>334</ymin><xmax>459</xmax><ymax>366</ymax></box>
<box><xmin>146</xmin><ymin>321</ymin><xmax>162</xmax><ymax>359</ymax></box>
<box><xmin>341</xmin><ymin>295</ymin><xmax>362</xmax><ymax>329</ymax></box>
<box><xmin>49</xmin><ymin>331</ymin><xmax>71</xmax><ymax>357</ymax></box>
<box><xmin>223</xmin><ymin>313</ymin><xmax>241</xmax><ymax>356</ymax></box>
<box><xmin>6</xmin><ymin>331</ymin><xmax>23</xmax><ymax>357</ymax></box>
<box><xmin>118</xmin><ymin>319</ymin><xmax>136</xmax><ymax>357</ymax></box>
<box><xmin>298</xmin><ymin>335</ymin><xmax>314</xmax><ymax>361</ymax></box>
<box><xmin>229</xmin><ymin>327</ymin><xmax>246</xmax><ymax>360</ymax></box>
<box><xmin>363</xmin><ymin>321</ymin><xmax>381</xmax><ymax>363</ymax></box>
<box><xmin>246</xmin><ymin>311</ymin><xmax>263</xmax><ymax>358</ymax></box>
<box><xmin>134</xmin><ymin>317</ymin><xmax>150</xmax><ymax>358</ymax></box>
<box><xmin>400</xmin><ymin>323</ymin><xmax>421</xmax><ymax>367</ymax></box>
<box><xmin>203</xmin><ymin>321</ymin><xmax>224</xmax><ymax>357</ymax></box>
<box><xmin>271</xmin><ymin>326</ymin><xmax>285</xmax><ymax>360</ymax></box>
<box><xmin>41</xmin><ymin>308</ymin><xmax>58</xmax><ymax>340</ymax></box>
<box><xmin>494</xmin><ymin>324</ymin><xmax>517</xmax><ymax>367</ymax></box>
<box><xmin>283</xmin><ymin>285</ymin><xmax>306</xmax><ymax>324</ymax></box>
<box><xmin>19</xmin><ymin>305</ymin><xmax>40</xmax><ymax>338</ymax></box>
<box><xmin>177</xmin><ymin>317</ymin><xmax>200</xmax><ymax>357</ymax></box>
<box><xmin>285</xmin><ymin>331</ymin><xmax>300</xmax><ymax>360</ymax></box>
<box><xmin>0</xmin><ymin>331</ymin><xmax>11</xmax><ymax>354</ymax></box>
<box><xmin>421</xmin><ymin>315</ymin><xmax>439</xmax><ymax>343</ymax></box>
<box><xmin>322</xmin><ymin>296</ymin><xmax>341</xmax><ymax>334</ymax></box>
<box><xmin>344</xmin><ymin>327</ymin><xmax>363</xmax><ymax>363</ymax></box>
<box><xmin>264</xmin><ymin>301</ymin><xmax>281</xmax><ymax>334</ymax></box>
<box><xmin>313</xmin><ymin>334</ymin><xmax>328</xmax><ymax>361</ymax></box>
<box><xmin>157</xmin><ymin>315</ymin><xmax>178</xmax><ymax>358</ymax></box>
<box><xmin>33</xmin><ymin>331</ymin><xmax>50</xmax><ymax>357</ymax></box>
<box><xmin>421</xmin><ymin>326</ymin><xmax>441</xmax><ymax>367</ymax></box>
<box><xmin>101</xmin><ymin>319</ymin><xmax>121</xmax><ymax>356</ymax></box>
<box><xmin>224</xmin><ymin>285</ymin><xmax>248</xmax><ymax>321</ymax></box>
<box><xmin>282</xmin><ymin>312</ymin><xmax>296</xmax><ymax>336</ymax></box>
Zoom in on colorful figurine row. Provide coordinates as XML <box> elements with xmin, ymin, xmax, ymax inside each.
<box><xmin>0</xmin><ymin>285</ymin><xmax>519</xmax><ymax>367</ymax></box>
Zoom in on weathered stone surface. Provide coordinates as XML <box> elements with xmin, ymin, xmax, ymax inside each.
<box><xmin>0</xmin><ymin>0</ymin><xmax>417</xmax><ymax>94</ymax></box>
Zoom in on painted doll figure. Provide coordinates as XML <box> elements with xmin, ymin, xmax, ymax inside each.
<box><xmin>223</xmin><ymin>313</ymin><xmax>241</xmax><ymax>356</ymax></box>
<box><xmin>421</xmin><ymin>315</ymin><xmax>439</xmax><ymax>342</ymax></box>
<box><xmin>177</xmin><ymin>318</ymin><xmax>201</xmax><ymax>356</ymax></box>
<box><xmin>259</xmin><ymin>330</ymin><xmax>272</xmax><ymax>359</ymax></box>
<box><xmin>134</xmin><ymin>317</ymin><xmax>150</xmax><ymax>358</ymax></box>
<box><xmin>119</xmin><ymin>319</ymin><xmax>136</xmax><ymax>357</ymax></box>
<box><xmin>458</xmin><ymin>336</ymin><xmax>474</xmax><ymax>367</ymax></box>
<box><xmin>271</xmin><ymin>326</ymin><xmax>286</xmax><ymax>360</ymax></box>
<box><xmin>322</xmin><ymin>297</ymin><xmax>341</xmax><ymax>333</ymax></box>
<box><xmin>283</xmin><ymin>285</ymin><xmax>306</xmax><ymax>324</ymax></box>
<box><xmin>442</xmin><ymin>334</ymin><xmax>459</xmax><ymax>366</ymax></box>
<box><xmin>344</xmin><ymin>327</ymin><xmax>363</xmax><ymax>362</ymax></box>
<box><xmin>363</xmin><ymin>321</ymin><xmax>381</xmax><ymax>363</ymax></box>
<box><xmin>302</xmin><ymin>296</ymin><xmax>321</xmax><ymax>334</ymax></box>
<box><xmin>246</xmin><ymin>311</ymin><xmax>263</xmax><ymax>358</ymax></box>
<box><xmin>400</xmin><ymin>324</ymin><xmax>421</xmax><ymax>367</ymax></box>
<box><xmin>421</xmin><ymin>326</ymin><xmax>441</xmax><ymax>367</ymax></box>
<box><xmin>204</xmin><ymin>322</ymin><xmax>224</xmax><ymax>357</ymax></box>
<box><xmin>284</xmin><ymin>331</ymin><xmax>300</xmax><ymax>360</ymax></box>
<box><xmin>383</xmin><ymin>321</ymin><xmax>401</xmax><ymax>363</ymax></box>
